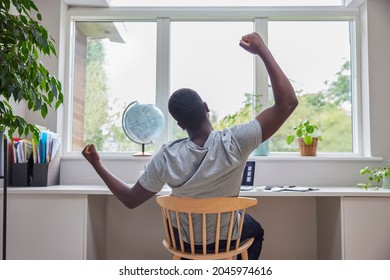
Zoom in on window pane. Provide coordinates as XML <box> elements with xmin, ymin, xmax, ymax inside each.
<box><xmin>72</xmin><ymin>21</ymin><xmax>156</xmax><ymax>152</ymax></box>
<box><xmin>170</xmin><ymin>22</ymin><xmax>254</xmax><ymax>140</ymax></box>
<box><xmin>268</xmin><ymin>21</ymin><xmax>352</xmax><ymax>153</ymax></box>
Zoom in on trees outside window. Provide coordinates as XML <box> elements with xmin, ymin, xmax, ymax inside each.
<box><xmin>69</xmin><ymin>16</ymin><xmax>356</xmax><ymax>154</ymax></box>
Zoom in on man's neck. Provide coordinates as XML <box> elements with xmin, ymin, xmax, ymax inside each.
<box><xmin>187</xmin><ymin>123</ymin><xmax>214</xmax><ymax>147</ymax></box>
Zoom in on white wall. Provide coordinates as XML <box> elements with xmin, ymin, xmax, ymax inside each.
<box><xmin>364</xmin><ymin>0</ymin><xmax>390</xmax><ymax>160</ymax></box>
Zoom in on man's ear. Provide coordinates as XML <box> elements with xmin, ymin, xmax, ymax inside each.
<box><xmin>177</xmin><ymin>122</ymin><xmax>185</xmax><ymax>131</ymax></box>
<box><xmin>204</xmin><ymin>102</ymin><xmax>210</xmax><ymax>113</ymax></box>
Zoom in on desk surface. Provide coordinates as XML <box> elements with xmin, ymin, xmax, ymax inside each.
<box><xmin>2</xmin><ymin>184</ymin><xmax>390</xmax><ymax>197</ymax></box>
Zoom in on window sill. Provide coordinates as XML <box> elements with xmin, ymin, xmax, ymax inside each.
<box><xmin>61</xmin><ymin>153</ymin><xmax>155</xmax><ymax>161</ymax></box>
<box><xmin>61</xmin><ymin>153</ymin><xmax>383</xmax><ymax>162</ymax></box>
<box><xmin>249</xmin><ymin>153</ymin><xmax>383</xmax><ymax>162</ymax></box>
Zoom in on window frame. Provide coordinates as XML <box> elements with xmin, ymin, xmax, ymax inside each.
<box><xmin>64</xmin><ymin>6</ymin><xmax>363</xmax><ymax>157</ymax></box>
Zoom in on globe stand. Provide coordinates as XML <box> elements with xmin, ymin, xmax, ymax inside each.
<box><xmin>133</xmin><ymin>143</ymin><xmax>153</xmax><ymax>157</ymax></box>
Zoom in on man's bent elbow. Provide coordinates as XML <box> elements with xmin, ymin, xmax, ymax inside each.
<box><xmin>120</xmin><ymin>196</ymin><xmax>141</xmax><ymax>209</ymax></box>
<box><xmin>285</xmin><ymin>96</ymin><xmax>298</xmax><ymax>116</ymax></box>
<box><xmin>123</xmin><ymin>200</ymin><xmax>139</xmax><ymax>209</ymax></box>
<box><xmin>290</xmin><ymin>97</ymin><xmax>299</xmax><ymax>112</ymax></box>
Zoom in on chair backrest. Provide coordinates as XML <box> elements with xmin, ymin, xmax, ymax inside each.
<box><xmin>156</xmin><ymin>195</ymin><xmax>257</xmax><ymax>257</ymax></box>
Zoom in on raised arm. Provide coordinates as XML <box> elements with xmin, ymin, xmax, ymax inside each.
<box><xmin>240</xmin><ymin>32</ymin><xmax>298</xmax><ymax>141</ymax></box>
<box><xmin>82</xmin><ymin>144</ymin><xmax>156</xmax><ymax>209</ymax></box>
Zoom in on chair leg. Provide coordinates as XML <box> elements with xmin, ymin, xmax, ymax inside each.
<box><xmin>241</xmin><ymin>250</ymin><xmax>249</xmax><ymax>260</ymax></box>
<box><xmin>173</xmin><ymin>254</ymin><xmax>181</xmax><ymax>260</ymax></box>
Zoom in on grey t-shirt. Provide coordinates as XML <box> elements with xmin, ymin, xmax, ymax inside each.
<box><xmin>140</xmin><ymin>119</ymin><xmax>262</xmax><ymax>195</ymax></box>
<box><xmin>139</xmin><ymin>119</ymin><xmax>262</xmax><ymax>244</ymax></box>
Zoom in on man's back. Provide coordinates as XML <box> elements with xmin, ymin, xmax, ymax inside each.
<box><xmin>139</xmin><ymin>119</ymin><xmax>262</xmax><ymax>197</ymax></box>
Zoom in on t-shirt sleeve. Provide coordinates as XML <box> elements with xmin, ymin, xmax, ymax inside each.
<box><xmin>138</xmin><ymin>148</ymin><xmax>166</xmax><ymax>192</ymax></box>
<box><xmin>229</xmin><ymin>119</ymin><xmax>263</xmax><ymax>158</ymax></box>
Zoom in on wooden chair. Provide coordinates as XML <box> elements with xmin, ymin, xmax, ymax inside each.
<box><xmin>156</xmin><ymin>195</ymin><xmax>258</xmax><ymax>260</ymax></box>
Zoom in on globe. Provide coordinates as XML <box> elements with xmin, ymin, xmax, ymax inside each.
<box><xmin>122</xmin><ymin>101</ymin><xmax>165</xmax><ymax>155</ymax></box>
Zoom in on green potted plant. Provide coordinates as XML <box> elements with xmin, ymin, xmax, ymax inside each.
<box><xmin>286</xmin><ymin>120</ymin><xmax>323</xmax><ymax>156</ymax></box>
<box><xmin>0</xmin><ymin>0</ymin><xmax>63</xmax><ymax>143</ymax></box>
<box><xmin>357</xmin><ymin>165</ymin><xmax>390</xmax><ymax>190</ymax></box>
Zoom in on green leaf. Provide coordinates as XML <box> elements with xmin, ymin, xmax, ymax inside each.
<box><xmin>304</xmin><ymin>135</ymin><xmax>313</xmax><ymax>145</ymax></box>
<box><xmin>296</xmin><ymin>129</ymin><xmax>302</xmax><ymax>138</ymax></box>
<box><xmin>24</xmin><ymin>125</ymin><xmax>29</xmax><ymax>136</ymax></box>
<box><xmin>41</xmin><ymin>103</ymin><xmax>48</xmax><ymax>118</ymax></box>
<box><xmin>18</xmin><ymin>125</ymin><xmax>24</xmax><ymax>136</ymax></box>
<box><xmin>55</xmin><ymin>98</ymin><xmax>63</xmax><ymax>110</ymax></box>
<box><xmin>29</xmin><ymin>1</ymin><xmax>39</xmax><ymax>12</ymax></box>
<box><xmin>4</xmin><ymin>0</ymin><xmax>11</xmax><ymax>11</ymax></box>
<box><xmin>29</xmin><ymin>124</ymin><xmax>39</xmax><ymax>144</ymax></box>
<box><xmin>34</xmin><ymin>99</ymin><xmax>42</xmax><ymax>110</ymax></box>
<box><xmin>360</xmin><ymin>167</ymin><xmax>371</xmax><ymax>175</ymax></box>
<box><xmin>20</xmin><ymin>15</ymin><xmax>28</xmax><ymax>24</ymax></box>
<box><xmin>286</xmin><ymin>135</ymin><xmax>295</xmax><ymax>145</ymax></box>
<box><xmin>306</xmin><ymin>125</ymin><xmax>314</xmax><ymax>134</ymax></box>
<box><xmin>27</xmin><ymin>100</ymin><xmax>34</xmax><ymax>110</ymax></box>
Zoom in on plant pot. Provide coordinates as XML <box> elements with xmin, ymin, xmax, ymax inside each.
<box><xmin>298</xmin><ymin>137</ymin><xmax>318</xmax><ymax>156</ymax></box>
<box><xmin>382</xmin><ymin>174</ymin><xmax>390</xmax><ymax>189</ymax></box>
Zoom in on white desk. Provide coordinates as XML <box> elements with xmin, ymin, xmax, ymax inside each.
<box><xmin>1</xmin><ymin>185</ymin><xmax>390</xmax><ymax>260</ymax></box>
<box><xmin>4</xmin><ymin>184</ymin><xmax>390</xmax><ymax>196</ymax></box>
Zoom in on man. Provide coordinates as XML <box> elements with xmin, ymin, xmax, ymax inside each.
<box><xmin>82</xmin><ymin>32</ymin><xmax>298</xmax><ymax>259</ymax></box>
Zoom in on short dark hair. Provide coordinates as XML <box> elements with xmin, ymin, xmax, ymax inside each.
<box><xmin>168</xmin><ymin>88</ymin><xmax>208</xmax><ymax>129</ymax></box>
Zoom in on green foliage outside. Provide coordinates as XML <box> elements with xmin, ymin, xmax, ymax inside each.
<box><xmin>207</xmin><ymin>60</ymin><xmax>352</xmax><ymax>154</ymax></box>
<box><xmin>271</xmin><ymin>60</ymin><xmax>352</xmax><ymax>152</ymax></box>
<box><xmin>213</xmin><ymin>93</ymin><xmax>260</xmax><ymax>131</ymax></box>
<box><xmin>83</xmin><ymin>39</ymin><xmax>109</xmax><ymax>150</ymax></box>
<box><xmin>83</xmin><ymin>38</ymin><xmax>352</xmax><ymax>153</ymax></box>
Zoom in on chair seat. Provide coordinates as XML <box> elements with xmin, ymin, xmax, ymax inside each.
<box><xmin>156</xmin><ymin>196</ymin><xmax>258</xmax><ymax>260</ymax></box>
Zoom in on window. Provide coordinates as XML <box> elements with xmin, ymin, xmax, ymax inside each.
<box><xmin>66</xmin><ymin>8</ymin><xmax>359</xmax><ymax>155</ymax></box>
<box><xmin>267</xmin><ymin>21</ymin><xmax>353</xmax><ymax>153</ymax></box>
<box><xmin>71</xmin><ymin>21</ymin><xmax>156</xmax><ymax>152</ymax></box>
<box><xmin>170</xmin><ymin>21</ymin><xmax>254</xmax><ymax>140</ymax></box>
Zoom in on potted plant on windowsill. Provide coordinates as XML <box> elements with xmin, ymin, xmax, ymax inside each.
<box><xmin>357</xmin><ymin>165</ymin><xmax>390</xmax><ymax>190</ymax></box>
<box><xmin>0</xmin><ymin>0</ymin><xmax>63</xmax><ymax>143</ymax></box>
<box><xmin>286</xmin><ymin>120</ymin><xmax>323</xmax><ymax>156</ymax></box>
